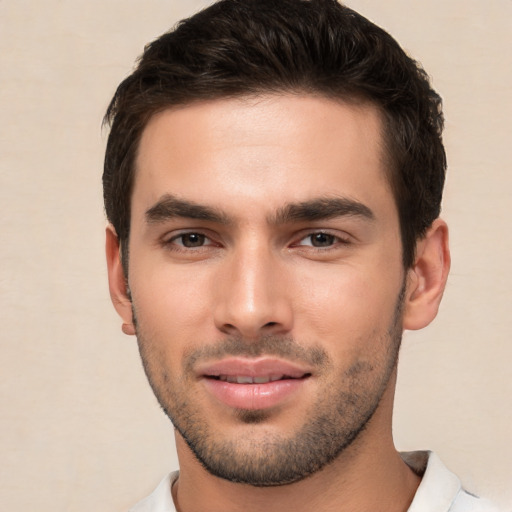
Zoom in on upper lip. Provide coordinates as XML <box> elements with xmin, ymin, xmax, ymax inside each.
<box><xmin>196</xmin><ymin>357</ymin><xmax>312</xmax><ymax>380</ymax></box>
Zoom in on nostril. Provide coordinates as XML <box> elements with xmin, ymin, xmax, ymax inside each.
<box><xmin>264</xmin><ymin>322</ymin><xmax>278</xmax><ymax>328</ymax></box>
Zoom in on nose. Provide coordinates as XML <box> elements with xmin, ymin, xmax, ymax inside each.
<box><xmin>213</xmin><ymin>245</ymin><xmax>293</xmax><ymax>339</ymax></box>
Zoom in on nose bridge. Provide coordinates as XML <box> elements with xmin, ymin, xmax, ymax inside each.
<box><xmin>214</xmin><ymin>237</ymin><xmax>292</xmax><ymax>337</ymax></box>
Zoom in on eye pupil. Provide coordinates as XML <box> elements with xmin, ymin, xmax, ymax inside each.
<box><xmin>311</xmin><ymin>233</ymin><xmax>334</xmax><ymax>247</ymax></box>
<box><xmin>182</xmin><ymin>233</ymin><xmax>205</xmax><ymax>247</ymax></box>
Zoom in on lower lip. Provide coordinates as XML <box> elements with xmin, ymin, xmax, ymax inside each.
<box><xmin>202</xmin><ymin>378</ymin><xmax>307</xmax><ymax>410</ymax></box>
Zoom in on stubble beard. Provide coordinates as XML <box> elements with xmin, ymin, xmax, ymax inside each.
<box><xmin>133</xmin><ymin>286</ymin><xmax>405</xmax><ymax>487</ymax></box>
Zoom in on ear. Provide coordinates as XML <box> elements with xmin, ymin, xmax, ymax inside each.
<box><xmin>402</xmin><ymin>218</ymin><xmax>451</xmax><ymax>331</ymax></box>
<box><xmin>105</xmin><ymin>224</ymin><xmax>135</xmax><ymax>335</ymax></box>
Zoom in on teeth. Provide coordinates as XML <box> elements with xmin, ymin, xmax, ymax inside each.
<box><xmin>236</xmin><ymin>376</ymin><xmax>253</xmax><ymax>384</ymax></box>
<box><xmin>217</xmin><ymin>375</ymin><xmax>286</xmax><ymax>384</ymax></box>
<box><xmin>253</xmin><ymin>376</ymin><xmax>270</xmax><ymax>384</ymax></box>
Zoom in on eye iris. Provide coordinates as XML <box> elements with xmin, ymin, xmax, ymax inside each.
<box><xmin>311</xmin><ymin>233</ymin><xmax>335</xmax><ymax>247</ymax></box>
<box><xmin>182</xmin><ymin>233</ymin><xmax>205</xmax><ymax>247</ymax></box>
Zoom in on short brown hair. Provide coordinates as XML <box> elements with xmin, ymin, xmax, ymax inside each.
<box><xmin>103</xmin><ymin>0</ymin><xmax>446</xmax><ymax>268</ymax></box>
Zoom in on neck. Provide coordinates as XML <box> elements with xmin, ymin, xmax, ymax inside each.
<box><xmin>172</xmin><ymin>374</ymin><xmax>420</xmax><ymax>512</ymax></box>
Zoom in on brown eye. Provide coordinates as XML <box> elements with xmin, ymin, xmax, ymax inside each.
<box><xmin>177</xmin><ymin>233</ymin><xmax>207</xmax><ymax>247</ymax></box>
<box><xmin>309</xmin><ymin>233</ymin><xmax>336</xmax><ymax>247</ymax></box>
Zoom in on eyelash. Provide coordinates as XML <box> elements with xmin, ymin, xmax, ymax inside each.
<box><xmin>294</xmin><ymin>231</ymin><xmax>351</xmax><ymax>249</ymax></box>
<box><xmin>164</xmin><ymin>231</ymin><xmax>218</xmax><ymax>250</ymax></box>
<box><xmin>162</xmin><ymin>230</ymin><xmax>351</xmax><ymax>252</ymax></box>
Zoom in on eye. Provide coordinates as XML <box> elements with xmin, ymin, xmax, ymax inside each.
<box><xmin>298</xmin><ymin>232</ymin><xmax>344</xmax><ymax>248</ymax></box>
<box><xmin>169</xmin><ymin>232</ymin><xmax>211</xmax><ymax>248</ymax></box>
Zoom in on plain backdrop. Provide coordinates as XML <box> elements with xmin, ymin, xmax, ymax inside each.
<box><xmin>0</xmin><ymin>1</ymin><xmax>511</xmax><ymax>510</ymax></box>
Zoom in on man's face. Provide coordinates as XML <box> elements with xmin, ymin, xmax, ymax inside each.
<box><xmin>125</xmin><ymin>95</ymin><xmax>406</xmax><ymax>485</ymax></box>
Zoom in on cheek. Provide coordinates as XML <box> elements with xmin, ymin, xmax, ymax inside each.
<box><xmin>129</xmin><ymin>262</ymin><xmax>215</xmax><ymax>340</ymax></box>
<box><xmin>293</xmin><ymin>264</ymin><xmax>401</xmax><ymax>348</ymax></box>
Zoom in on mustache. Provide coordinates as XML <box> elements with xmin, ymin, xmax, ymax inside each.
<box><xmin>183</xmin><ymin>335</ymin><xmax>330</xmax><ymax>373</ymax></box>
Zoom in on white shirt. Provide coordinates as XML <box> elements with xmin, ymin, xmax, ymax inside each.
<box><xmin>128</xmin><ymin>451</ymin><xmax>502</xmax><ymax>512</ymax></box>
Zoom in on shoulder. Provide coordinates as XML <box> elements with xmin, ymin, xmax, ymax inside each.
<box><xmin>451</xmin><ymin>490</ymin><xmax>504</xmax><ymax>512</ymax></box>
<box><xmin>128</xmin><ymin>472</ymin><xmax>178</xmax><ymax>512</ymax></box>
<box><xmin>402</xmin><ymin>451</ymin><xmax>505</xmax><ymax>512</ymax></box>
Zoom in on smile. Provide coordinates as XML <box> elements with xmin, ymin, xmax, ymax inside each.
<box><xmin>198</xmin><ymin>358</ymin><xmax>312</xmax><ymax>410</ymax></box>
<box><xmin>210</xmin><ymin>374</ymin><xmax>305</xmax><ymax>384</ymax></box>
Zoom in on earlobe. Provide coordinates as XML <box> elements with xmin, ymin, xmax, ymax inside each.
<box><xmin>402</xmin><ymin>219</ymin><xmax>451</xmax><ymax>331</ymax></box>
<box><xmin>105</xmin><ymin>225</ymin><xmax>135</xmax><ymax>336</ymax></box>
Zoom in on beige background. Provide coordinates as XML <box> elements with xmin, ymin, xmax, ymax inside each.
<box><xmin>1</xmin><ymin>1</ymin><xmax>511</xmax><ymax>510</ymax></box>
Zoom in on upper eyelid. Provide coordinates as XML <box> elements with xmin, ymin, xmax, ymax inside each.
<box><xmin>158</xmin><ymin>228</ymin><xmax>353</xmax><ymax>247</ymax></box>
<box><xmin>163</xmin><ymin>228</ymin><xmax>215</xmax><ymax>241</ymax></box>
<box><xmin>294</xmin><ymin>229</ymin><xmax>352</xmax><ymax>242</ymax></box>
<box><xmin>171</xmin><ymin>232</ymin><xmax>210</xmax><ymax>242</ymax></box>
<box><xmin>161</xmin><ymin>231</ymin><xmax>220</xmax><ymax>252</ymax></box>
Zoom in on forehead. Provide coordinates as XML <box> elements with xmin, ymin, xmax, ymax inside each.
<box><xmin>133</xmin><ymin>94</ymin><xmax>394</xmax><ymax>221</ymax></box>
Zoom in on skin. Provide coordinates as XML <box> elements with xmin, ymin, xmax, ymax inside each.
<box><xmin>106</xmin><ymin>94</ymin><xmax>450</xmax><ymax>512</ymax></box>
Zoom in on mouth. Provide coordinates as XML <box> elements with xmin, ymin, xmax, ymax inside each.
<box><xmin>198</xmin><ymin>358</ymin><xmax>312</xmax><ymax>410</ymax></box>
<box><xmin>207</xmin><ymin>373</ymin><xmax>310</xmax><ymax>384</ymax></box>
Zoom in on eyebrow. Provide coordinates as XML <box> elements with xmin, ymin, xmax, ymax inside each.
<box><xmin>145</xmin><ymin>194</ymin><xmax>230</xmax><ymax>224</ymax></box>
<box><xmin>145</xmin><ymin>194</ymin><xmax>374</xmax><ymax>226</ymax></box>
<box><xmin>270</xmin><ymin>197</ymin><xmax>375</xmax><ymax>224</ymax></box>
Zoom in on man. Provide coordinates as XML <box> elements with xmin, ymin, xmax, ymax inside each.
<box><xmin>103</xmin><ymin>1</ymin><xmax>500</xmax><ymax>510</ymax></box>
